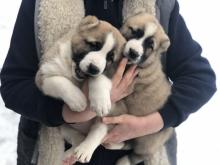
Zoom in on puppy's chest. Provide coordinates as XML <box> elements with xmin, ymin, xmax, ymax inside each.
<box><xmin>125</xmin><ymin>82</ymin><xmax>170</xmax><ymax>116</ymax></box>
<box><xmin>125</xmin><ymin>89</ymin><xmax>155</xmax><ymax>116</ymax></box>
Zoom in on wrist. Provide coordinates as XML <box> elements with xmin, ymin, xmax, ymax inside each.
<box><xmin>62</xmin><ymin>104</ymin><xmax>96</xmax><ymax>123</ymax></box>
<box><xmin>142</xmin><ymin>112</ymin><xmax>164</xmax><ymax>134</ymax></box>
<box><xmin>62</xmin><ymin>104</ymin><xmax>75</xmax><ymax>123</ymax></box>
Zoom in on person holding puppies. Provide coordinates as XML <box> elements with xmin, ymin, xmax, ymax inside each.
<box><xmin>0</xmin><ymin>0</ymin><xmax>216</xmax><ymax>165</ymax></box>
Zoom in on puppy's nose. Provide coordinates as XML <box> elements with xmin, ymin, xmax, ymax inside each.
<box><xmin>128</xmin><ymin>48</ymin><xmax>139</xmax><ymax>60</ymax></box>
<box><xmin>88</xmin><ymin>63</ymin><xmax>100</xmax><ymax>75</ymax></box>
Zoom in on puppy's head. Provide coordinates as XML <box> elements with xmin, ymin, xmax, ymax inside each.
<box><xmin>71</xmin><ymin>16</ymin><xmax>125</xmax><ymax>80</ymax></box>
<box><xmin>121</xmin><ymin>12</ymin><xmax>170</xmax><ymax>67</ymax></box>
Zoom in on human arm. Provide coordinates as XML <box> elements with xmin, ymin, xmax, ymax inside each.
<box><xmin>0</xmin><ymin>0</ymin><xmax>66</xmax><ymax>126</ymax></box>
<box><xmin>159</xmin><ymin>1</ymin><xmax>216</xmax><ymax>128</ymax></box>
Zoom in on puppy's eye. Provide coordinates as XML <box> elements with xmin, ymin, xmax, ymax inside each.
<box><xmin>106</xmin><ymin>50</ymin><xmax>115</xmax><ymax>63</ymax></box>
<box><xmin>143</xmin><ymin>36</ymin><xmax>154</xmax><ymax>50</ymax></box>
<box><xmin>86</xmin><ymin>41</ymin><xmax>102</xmax><ymax>51</ymax></box>
<box><xmin>129</xmin><ymin>27</ymin><xmax>144</xmax><ymax>39</ymax></box>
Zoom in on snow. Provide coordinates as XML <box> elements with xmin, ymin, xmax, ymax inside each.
<box><xmin>0</xmin><ymin>1</ymin><xmax>21</xmax><ymax>164</ymax></box>
<box><xmin>0</xmin><ymin>0</ymin><xmax>219</xmax><ymax>165</ymax></box>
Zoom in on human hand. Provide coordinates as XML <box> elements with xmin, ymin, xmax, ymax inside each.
<box><xmin>102</xmin><ymin>112</ymin><xmax>164</xmax><ymax>143</ymax></box>
<box><xmin>62</xmin><ymin>155</ymin><xmax>76</xmax><ymax>165</ymax></box>
<box><xmin>111</xmin><ymin>58</ymin><xmax>138</xmax><ymax>103</ymax></box>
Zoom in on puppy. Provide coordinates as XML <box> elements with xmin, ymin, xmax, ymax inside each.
<box><xmin>36</xmin><ymin>16</ymin><xmax>126</xmax><ymax>165</ymax></box>
<box><xmin>114</xmin><ymin>12</ymin><xmax>174</xmax><ymax>165</ymax></box>
<box><xmin>65</xmin><ymin>11</ymin><xmax>173</xmax><ymax>165</ymax></box>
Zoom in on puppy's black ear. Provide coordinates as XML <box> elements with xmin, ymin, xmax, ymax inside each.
<box><xmin>79</xmin><ymin>16</ymin><xmax>100</xmax><ymax>31</ymax></box>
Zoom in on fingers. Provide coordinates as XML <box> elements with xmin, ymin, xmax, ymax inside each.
<box><xmin>102</xmin><ymin>116</ymin><xmax>123</xmax><ymax>124</ymax></box>
<box><xmin>103</xmin><ymin>114</ymin><xmax>129</xmax><ymax>124</ymax></box>
<box><xmin>112</xmin><ymin>58</ymin><xmax>128</xmax><ymax>87</ymax></box>
<box><xmin>102</xmin><ymin>127</ymin><xmax>122</xmax><ymax>144</ymax></box>
<box><xmin>119</xmin><ymin>65</ymin><xmax>137</xmax><ymax>88</ymax></box>
<box><xmin>63</xmin><ymin>155</ymin><xmax>76</xmax><ymax>165</ymax></box>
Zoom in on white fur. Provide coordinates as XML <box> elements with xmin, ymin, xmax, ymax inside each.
<box><xmin>79</xmin><ymin>52</ymin><xmax>106</xmax><ymax>75</ymax></box>
<box><xmin>41</xmin><ymin>76</ymin><xmax>87</xmax><ymax>112</ymax></box>
<box><xmin>89</xmin><ymin>75</ymin><xmax>112</xmax><ymax>116</ymax></box>
<box><xmin>74</xmin><ymin>122</ymin><xmax>108</xmax><ymax>163</ymax></box>
<box><xmin>79</xmin><ymin>33</ymin><xmax>115</xmax><ymax>76</ymax></box>
<box><xmin>124</xmin><ymin>39</ymin><xmax>144</xmax><ymax>63</ymax></box>
<box><xmin>59</xmin><ymin>41</ymin><xmax>72</xmax><ymax>58</ymax></box>
<box><xmin>102</xmin><ymin>33</ymin><xmax>115</xmax><ymax>54</ymax></box>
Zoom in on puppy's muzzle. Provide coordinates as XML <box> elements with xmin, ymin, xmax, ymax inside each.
<box><xmin>128</xmin><ymin>48</ymin><xmax>140</xmax><ymax>61</ymax></box>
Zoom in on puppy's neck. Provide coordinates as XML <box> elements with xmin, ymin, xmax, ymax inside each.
<box><xmin>137</xmin><ymin>55</ymin><xmax>162</xmax><ymax>79</ymax></box>
<box><xmin>134</xmin><ymin>56</ymin><xmax>166</xmax><ymax>91</ymax></box>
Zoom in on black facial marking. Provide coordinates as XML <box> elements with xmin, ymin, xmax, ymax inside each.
<box><xmin>129</xmin><ymin>27</ymin><xmax>144</xmax><ymax>39</ymax></box>
<box><xmin>85</xmin><ymin>40</ymin><xmax>102</xmax><ymax>51</ymax></box>
<box><xmin>106</xmin><ymin>49</ymin><xmax>115</xmax><ymax>63</ymax></box>
<box><xmin>143</xmin><ymin>36</ymin><xmax>154</xmax><ymax>51</ymax></box>
<box><xmin>72</xmin><ymin>52</ymin><xmax>86</xmax><ymax>64</ymax></box>
<box><xmin>139</xmin><ymin>54</ymin><xmax>149</xmax><ymax>65</ymax></box>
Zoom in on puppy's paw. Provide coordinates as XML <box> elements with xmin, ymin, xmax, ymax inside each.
<box><xmin>74</xmin><ymin>143</ymin><xmax>93</xmax><ymax>163</ymax></box>
<box><xmin>68</xmin><ymin>92</ymin><xmax>87</xmax><ymax>112</ymax></box>
<box><xmin>89</xmin><ymin>91</ymin><xmax>111</xmax><ymax>116</ymax></box>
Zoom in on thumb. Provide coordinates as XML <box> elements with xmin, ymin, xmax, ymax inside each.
<box><xmin>102</xmin><ymin>116</ymin><xmax>123</xmax><ymax>124</ymax></box>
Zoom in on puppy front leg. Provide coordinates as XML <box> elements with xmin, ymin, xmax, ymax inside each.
<box><xmin>60</xmin><ymin>125</ymin><xmax>85</xmax><ymax>162</ymax></box>
<box><xmin>74</xmin><ymin>119</ymin><xmax>108</xmax><ymax>163</ymax></box>
<box><xmin>41</xmin><ymin>76</ymin><xmax>87</xmax><ymax>112</ymax></box>
<box><xmin>89</xmin><ymin>75</ymin><xmax>112</xmax><ymax>116</ymax></box>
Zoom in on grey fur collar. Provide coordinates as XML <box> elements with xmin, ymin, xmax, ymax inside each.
<box><xmin>35</xmin><ymin>0</ymin><xmax>85</xmax><ymax>54</ymax></box>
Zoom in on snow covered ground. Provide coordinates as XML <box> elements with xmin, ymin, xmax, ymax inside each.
<box><xmin>0</xmin><ymin>0</ymin><xmax>219</xmax><ymax>165</ymax></box>
<box><xmin>0</xmin><ymin>1</ymin><xmax>22</xmax><ymax>165</ymax></box>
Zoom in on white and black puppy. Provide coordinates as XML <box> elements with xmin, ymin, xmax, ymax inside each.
<box><xmin>36</xmin><ymin>16</ymin><xmax>126</xmax><ymax>165</ymax></box>
<box><xmin>36</xmin><ymin>16</ymin><xmax>124</xmax><ymax>116</ymax></box>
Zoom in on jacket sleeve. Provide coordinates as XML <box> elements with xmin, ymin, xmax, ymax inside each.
<box><xmin>158</xmin><ymin>1</ymin><xmax>217</xmax><ymax>129</ymax></box>
<box><xmin>0</xmin><ymin>0</ymin><xmax>64</xmax><ymax>126</ymax></box>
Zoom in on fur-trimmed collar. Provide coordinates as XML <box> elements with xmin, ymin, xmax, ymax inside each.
<box><xmin>35</xmin><ymin>0</ymin><xmax>158</xmax><ymax>55</ymax></box>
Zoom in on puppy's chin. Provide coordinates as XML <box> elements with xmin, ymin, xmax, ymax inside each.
<box><xmin>125</xmin><ymin>54</ymin><xmax>148</xmax><ymax>66</ymax></box>
<box><xmin>72</xmin><ymin>63</ymin><xmax>85</xmax><ymax>81</ymax></box>
<box><xmin>76</xmin><ymin>68</ymin><xmax>89</xmax><ymax>80</ymax></box>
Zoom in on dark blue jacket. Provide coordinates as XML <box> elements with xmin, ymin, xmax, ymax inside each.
<box><xmin>0</xmin><ymin>0</ymin><xmax>217</xmax><ymax>137</ymax></box>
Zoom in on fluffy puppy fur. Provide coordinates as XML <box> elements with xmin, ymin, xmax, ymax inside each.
<box><xmin>68</xmin><ymin>11</ymin><xmax>174</xmax><ymax>165</ymax></box>
<box><xmin>114</xmin><ymin>11</ymin><xmax>174</xmax><ymax>165</ymax></box>
<box><xmin>36</xmin><ymin>16</ymin><xmax>126</xmax><ymax>165</ymax></box>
